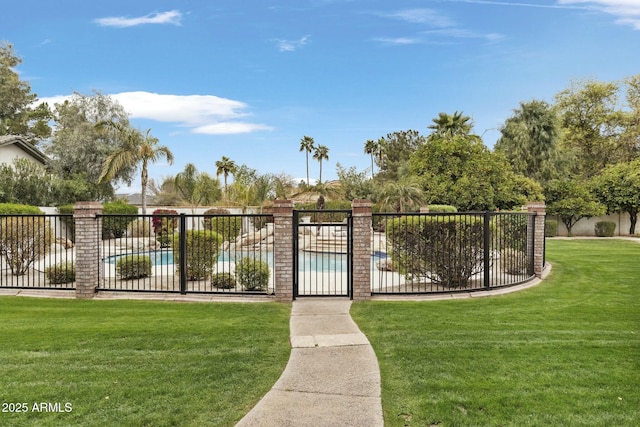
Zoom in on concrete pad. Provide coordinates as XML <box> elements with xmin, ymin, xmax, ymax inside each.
<box><xmin>290</xmin><ymin>335</ymin><xmax>317</xmax><ymax>348</ymax></box>
<box><xmin>314</xmin><ymin>333</ymin><xmax>370</xmax><ymax>347</ymax></box>
<box><xmin>235</xmin><ymin>389</ymin><xmax>383</xmax><ymax>427</ymax></box>
<box><xmin>291</xmin><ymin>314</ymin><xmax>361</xmax><ymax>336</ymax></box>
<box><xmin>291</xmin><ymin>298</ymin><xmax>352</xmax><ymax>315</ymax></box>
<box><xmin>273</xmin><ymin>346</ymin><xmax>380</xmax><ymax>397</ymax></box>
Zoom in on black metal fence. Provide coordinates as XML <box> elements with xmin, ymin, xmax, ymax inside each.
<box><xmin>0</xmin><ymin>214</ymin><xmax>75</xmax><ymax>290</ymax></box>
<box><xmin>294</xmin><ymin>210</ymin><xmax>352</xmax><ymax>297</ymax></box>
<box><xmin>98</xmin><ymin>213</ymin><xmax>274</xmax><ymax>295</ymax></box>
<box><xmin>371</xmin><ymin>211</ymin><xmax>536</xmax><ymax>294</ymax></box>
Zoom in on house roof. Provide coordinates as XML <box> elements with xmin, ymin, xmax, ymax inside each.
<box><xmin>0</xmin><ymin>135</ymin><xmax>48</xmax><ymax>165</ymax></box>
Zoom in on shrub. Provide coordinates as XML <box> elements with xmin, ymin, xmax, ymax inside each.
<box><xmin>493</xmin><ymin>213</ymin><xmax>528</xmax><ymax>251</ymax></box>
<box><xmin>0</xmin><ymin>216</ymin><xmax>53</xmax><ymax>275</ymax></box>
<box><xmin>102</xmin><ymin>201</ymin><xmax>138</xmax><ymax>239</ymax></box>
<box><xmin>211</xmin><ymin>272</ymin><xmax>236</xmax><ymax>289</ymax></box>
<box><xmin>171</xmin><ymin>230</ymin><xmax>222</xmax><ymax>280</ymax></box>
<box><xmin>386</xmin><ymin>215</ymin><xmax>485</xmax><ymax>288</ymax></box>
<box><xmin>595</xmin><ymin>221</ymin><xmax>616</xmax><ymax>237</ymax></box>
<box><xmin>203</xmin><ymin>209</ymin><xmax>242</xmax><ymax>242</ymax></box>
<box><xmin>236</xmin><ymin>257</ymin><xmax>270</xmax><ymax>291</ymax></box>
<box><xmin>295</xmin><ymin>200</ymin><xmax>352</xmax><ymax>222</ymax></box>
<box><xmin>46</xmin><ymin>262</ymin><xmax>76</xmax><ymax>284</ymax></box>
<box><xmin>545</xmin><ymin>219</ymin><xmax>558</xmax><ymax>237</ymax></box>
<box><xmin>126</xmin><ymin>218</ymin><xmax>153</xmax><ymax>238</ymax></box>
<box><xmin>427</xmin><ymin>205</ymin><xmax>458</xmax><ymax>213</ymax></box>
<box><xmin>0</xmin><ymin>203</ymin><xmax>43</xmax><ymax>214</ymax></box>
<box><xmin>115</xmin><ymin>255</ymin><xmax>152</xmax><ymax>280</ymax></box>
<box><xmin>152</xmin><ymin>209</ymin><xmax>178</xmax><ymax>247</ymax></box>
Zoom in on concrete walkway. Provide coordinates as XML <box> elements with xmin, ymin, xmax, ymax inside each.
<box><xmin>235</xmin><ymin>298</ymin><xmax>383</xmax><ymax>427</ymax></box>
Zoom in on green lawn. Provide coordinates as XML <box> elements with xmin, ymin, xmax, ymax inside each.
<box><xmin>0</xmin><ymin>299</ymin><xmax>291</xmax><ymax>427</ymax></box>
<box><xmin>352</xmin><ymin>239</ymin><xmax>640</xmax><ymax>426</ymax></box>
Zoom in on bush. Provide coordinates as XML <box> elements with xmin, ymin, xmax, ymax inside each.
<box><xmin>152</xmin><ymin>209</ymin><xmax>178</xmax><ymax>247</ymax></box>
<box><xmin>493</xmin><ymin>213</ymin><xmax>528</xmax><ymax>251</ymax></box>
<box><xmin>171</xmin><ymin>230</ymin><xmax>222</xmax><ymax>280</ymax></box>
<box><xmin>545</xmin><ymin>219</ymin><xmax>558</xmax><ymax>237</ymax></box>
<box><xmin>126</xmin><ymin>218</ymin><xmax>153</xmax><ymax>238</ymax></box>
<box><xmin>0</xmin><ymin>216</ymin><xmax>53</xmax><ymax>275</ymax></box>
<box><xmin>235</xmin><ymin>257</ymin><xmax>270</xmax><ymax>291</ymax></box>
<box><xmin>595</xmin><ymin>221</ymin><xmax>616</xmax><ymax>237</ymax></box>
<box><xmin>115</xmin><ymin>255</ymin><xmax>152</xmax><ymax>280</ymax></box>
<box><xmin>0</xmin><ymin>203</ymin><xmax>43</xmax><ymax>214</ymax></box>
<box><xmin>295</xmin><ymin>200</ymin><xmax>352</xmax><ymax>222</ymax></box>
<box><xmin>211</xmin><ymin>272</ymin><xmax>236</xmax><ymax>289</ymax></box>
<box><xmin>102</xmin><ymin>201</ymin><xmax>138</xmax><ymax>239</ymax></box>
<box><xmin>427</xmin><ymin>205</ymin><xmax>458</xmax><ymax>213</ymax></box>
<box><xmin>203</xmin><ymin>209</ymin><xmax>242</xmax><ymax>242</ymax></box>
<box><xmin>46</xmin><ymin>262</ymin><xmax>76</xmax><ymax>284</ymax></box>
<box><xmin>386</xmin><ymin>215</ymin><xmax>485</xmax><ymax>288</ymax></box>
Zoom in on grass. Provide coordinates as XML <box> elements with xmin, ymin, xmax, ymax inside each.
<box><xmin>351</xmin><ymin>239</ymin><xmax>640</xmax><ymax>426</ymax></box>
<box><xmin>0</xmin><ymin>299</ymin><xmax>290</xmax><ymax>427</ymax></box>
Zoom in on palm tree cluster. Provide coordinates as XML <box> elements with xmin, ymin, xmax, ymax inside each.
<box><xmin>299</xmin><ymin>136</ymin><xmax>330</xmax><ymax>185</ymax></box>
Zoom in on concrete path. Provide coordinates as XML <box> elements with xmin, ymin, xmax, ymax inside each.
<box><xmin>235</xmin><ymin>298</ymin><xmax>383</xmax><ymax>427</ymax></box>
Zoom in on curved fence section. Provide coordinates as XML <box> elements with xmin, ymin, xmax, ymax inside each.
<box><xmin>371</xmin><ymin>211</ymin><xmax>536</xmax><ymax>294</ymax></box>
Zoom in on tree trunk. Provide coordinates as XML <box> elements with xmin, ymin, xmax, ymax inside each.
<box><xmin>141</xmin><ymin>162</ymin><xmax>148</xmax><ymax>215</ymax></box>
<box><xmin>630</xmin><ymin>211</ymin><xmax>638</xmax><ymax>235</ymax></box>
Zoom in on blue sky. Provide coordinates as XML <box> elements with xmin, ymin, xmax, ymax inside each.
<box><xmin>3</xmin><ymin>0</ymin><xmax>640</xmax><ymax>191</ymax></box>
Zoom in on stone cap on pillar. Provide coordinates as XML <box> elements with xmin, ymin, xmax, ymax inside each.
<box><xmin>273</xmin><ymin>199</ymin><xmax>294</xmax><ymax>216</ymax></box>
<box><xmin>352</xmin><ymin>199</ymin><xmax>372</xmax><ymax>216</ymax></box>
<box><xmin>526</xmin><ymin>202</ymin><xmax>546</xmax><ymax>215</ymax></box>
<box><xmin>73</xmin><ymin>202</ymin><xmax>103</xmax><ymax>217</ymax></box>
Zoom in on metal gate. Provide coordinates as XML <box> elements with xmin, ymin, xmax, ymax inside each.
<box><xmin>293</xmin><ymin>210</ymin><xmax>352</xmax><ymax>298</ymax></box>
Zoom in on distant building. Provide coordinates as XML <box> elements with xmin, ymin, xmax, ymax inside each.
<box><xmin>0</xmin><ymin>135</ymin><xmax>48</xmax><ymax>167</ymax></box>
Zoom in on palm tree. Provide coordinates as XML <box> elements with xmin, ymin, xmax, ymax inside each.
<box><xmin>428</xmin><ymin>111</ymin><xmax>477</xmax><ymax>140</ymax></box>
<box><xmin>313</xmin><ymin>144</ymin><xmax>329</xmax><ymax>184</ymax></box>
<box><xmin>98</xmin><ymin>122</ymin><xmax>174</xmax><ymax>214</ymax></box>
<box><xmin>380</xmin><ymin>180</ymin><xmax>424</xmax><ymax>213</ymax></box>
<box><xmin>215</xmin><ymin>156</ymin><xmax>237</xmax><ymax>200</ymax></box>
<box><xmin>364</xmin><ymin>139</ymin><xmax>378</xmax><ymax>179</ymax></box>
<box><xmin>299</xmin><ymin>136</ymin><xmax>315</xmax><ymax>186</ymax></box>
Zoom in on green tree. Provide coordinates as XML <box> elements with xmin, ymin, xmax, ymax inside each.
<box><xmin>0</xmin><ymin>42</ymin><xmax>52</xmax><ymax>141</ymax></box>
<box><xmin>299</xmin><ymin>136</ymin><xmax>315</xmax><ymax>186</ymax></box>
<box><xmin>376</xmin><ymin>130</ymin><xmax>425</xmax><ymax>181</ymax></box>
<box><xmin>427</xmin><ymin>111</ymin><xmax>478</xmax><ymax>140</ymax></box>
<box><xmin>336</xmin><ymin>163</ymin><xmax>373</xmax><ymax>202</ymax></box>
<box><xmin>495</xmin><ymin>100</ymin><xmax>562</xmax><ymax>184</ymax></box>
<box><xmin>379</xmin><ymin>179</ymin><xmax>424</xmax><ymax>213</ymax></box>
<box><xmin>545</xmin><ymin>179</ymin><xmax>606</xmax><ymax>236</ymax></box>
<box><xmin>0</xmin><ymin>158</ymin><xmax>52</xmax><ymax>205</ymax></box>
<box><xmin>215</xmin><ymin>156</ymin><xmax>237</xmax><ymax>199</ymax></box>
<box><xmin>175</xmin><ymin>163</ymin><xmax>221</xmax><ymax>214</ymax></box>
<box><xmin>555</xmin><ymin>79</ymin><xmax>627</xmax><ymax>177</ymax></box>
<box><xmin>44</xmin><ymin>91</ymin><xmax>134</xmax><ymax>201</ymax></box>
<box><xmin>363</xmin><ymin>139</ymin><xmax>380</xmax><ymax>179</ymax></box>
<box><xmin>593</xmin><ymin>159</ymin><xmax>640</xmax><ymax>235</ymax></box>
<box><xmin>98</xmin><ymin>122</ymin><xmax>174</xmax><ymax>214</ymax></box>
<box><xmin>313</xmin><ymin>144</ymin><xmax>329</xmax><ymax>183</ymax></box>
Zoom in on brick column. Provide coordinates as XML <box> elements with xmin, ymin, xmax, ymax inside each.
<box><xmin>73</xmin><ymin>202</ymin><xmax>103</xmax><ymax>299</ymax></box>
<box><xmin>273</xmin><ymin>200</ymin><xmax>294</xmax><ymax>302</ymax></box>
<box><xmin>351</xmin><ymin>199</ymin><xmax>372</xmax><ymax>301</ymax></box>
<box><xmin>527</xmin><ymin>202</ymin><xmax>546</xmax><ymax>278</ymax></box>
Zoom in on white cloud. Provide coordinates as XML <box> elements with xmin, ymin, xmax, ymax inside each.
<box><xmin>275</xmin><ymin>35</ymin><xmax>310</xmax><ymax>52</ymax></box>
<box><xmin>558</xmin><ymin>0</ymin><xmax>640</xmax><ymax>29</ymax></box>
<box><xmin>385</xmin><ymin>8</ymin><xmax>455</xmax><ymax>27</ymax></box>
<box><xmin>39</xmin><ymin>91</ymin><xmax>273</xmax><ymax>135</ymax></box>
<box><xmin>94</xmin><ymin>10</ymin><xmax>182</xmax><ymax>28</ymax></box>
<box><xmin>373</xmin><ymin>37</ymin><xmax>422</xmax><ymax>45</ymax></box>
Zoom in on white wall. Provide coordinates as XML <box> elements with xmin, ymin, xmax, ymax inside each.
<box><xmin>550</xmin><ymin>212</ymin><xmax>635</xmax><ymax>236</ymax></box>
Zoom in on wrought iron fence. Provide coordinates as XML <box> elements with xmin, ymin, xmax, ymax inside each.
<box><xmin>0</xmin><ymin>214</ymin><xmax>75</xmax><ymax>290</ymax></box>
<box><xmin>98</xmin><ymin>213</ymin><xmax>274</xmax><ymax>295</ymax></box>
<box><xmin>371</xmin><ymin>211</ymin><xmax>536</xmax><ymax>294</ymax></box>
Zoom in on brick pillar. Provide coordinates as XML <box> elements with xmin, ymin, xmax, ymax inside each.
<box><xmin>351</xmin><ymin>199</ymin><xmax>372</xmax><ymax>301</ymax></box>
<box><xmin>273</xmin><ymin>200</ymin><xmax>294</xmax><ymax>302</ymax></box>
<box><xmin>527</xmin><ymin>202</ymin><xmax>546</xmax><ymax>278</ymax></box>
<box><xmin>73</xmin><ymin>202</ymin><xmax>103</xmax><ymax>299</ymax></box>
<box><xmin>419</xmin><ymin>206</ymin><xmax>430</xmax><ymax>213</ymax></box>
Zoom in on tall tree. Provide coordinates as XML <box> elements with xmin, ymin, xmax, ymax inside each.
<box><xmin>427</xmin><ymin>111</ymin><xmax>477</xmax><ymax>140</ymax></box>
<box><xmin>313</xmin><ymin>144</ymin><xmax>329</xmax><ymax>183</ymax></box>
<box><xmin>98</xmin><ymin>122</ymin><xmax>174</xmax><ymax>214</ymax></box>
<box><xmin>45</xmin><ymin>92</ymin><xmax>134</xmax><ymax>201</ymax></box>
<box><xmin>379</xmin><ymin>179</ymin><xmax>424</xmax><ymax>213</ymax></box>
<box><xmin>495</xmin><ymin>100</ymin><xmax>562</xmax><ymax>185</ymax></box>
<box><xmin>545</xmin><ymin>179</ymin><xmax>606</xmax><ymax>236</ymax></box>
<box><xmin>299</xmin><ymin>135</ymin><xmax>315</xmax><ymax>186</ymax></box>
<box><xmin>0</xmin><ymin>42</ymin><xmax>52</xmax><ymax>142</ymax></box>
<box><xmin>215</xmin><ymin>155</ymin><xmax>237</xmax><ymax>199</ymax></box>
<box><xmin>375</xmin><ymin>130</ymin><xmax>424</xmax><ymax>181</ymax></box>
<box><xmin>364</xmin><ymin>139</ymin><xmax>378</xmax><ymax>179</ymax></box>
<box><xmin>555</xmin><ymin>79</ymin><xmax>626</xmax><ymax>177</ymax></box>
